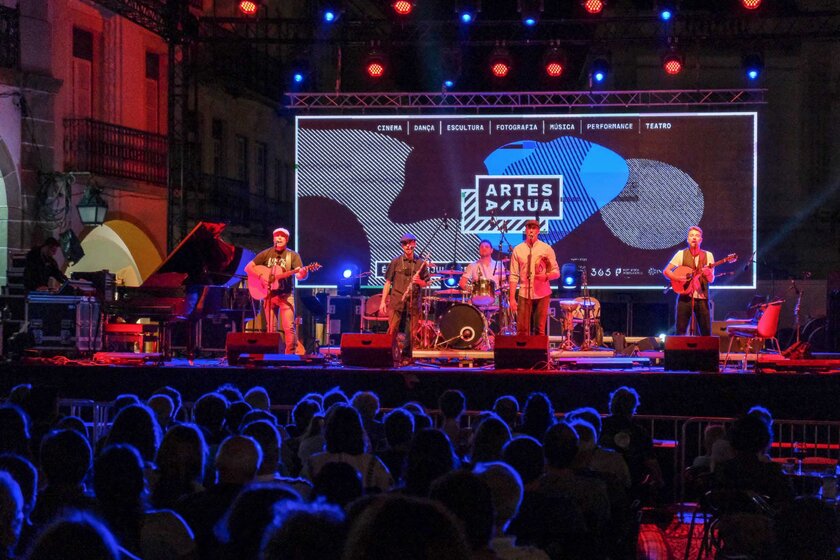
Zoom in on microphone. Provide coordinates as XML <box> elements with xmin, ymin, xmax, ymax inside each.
<box><xmin>663</xmin><ymin>285</ymin><xmax>671</xmax><ymax>295</ymax></box>
<box><xmin>443</xmin><ymin>211</ymin><xmax>448</xmax><ymax>230</ymax></box>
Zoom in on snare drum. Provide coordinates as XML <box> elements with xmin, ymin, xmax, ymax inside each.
<box><xmin>438</xmin><ymin>303</ymin><xmax>487</xmax><ymax>349</ymax></box>
<box><xmin>471</xmin><ymin>278</ymin><xmax>497</xmax><ymax>306</ymax></box>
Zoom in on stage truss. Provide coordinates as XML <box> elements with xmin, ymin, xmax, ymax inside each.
<box><xmin>285</xmin><ymin>88</ymin><xmax>767</xmax><ymax>111</ymax></box>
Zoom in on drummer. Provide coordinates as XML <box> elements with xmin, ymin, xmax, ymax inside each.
<box><xmin>459</xmin><ymin>239</ymin><xmax>505</xmax><ymax>306</ymax></box>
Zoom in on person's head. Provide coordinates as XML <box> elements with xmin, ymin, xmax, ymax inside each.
<box><xmin>0</xmin><ymin>404</ymin><xmax>30</xmax><ymax>456</ymax></box>
<box><xmin>155</xmin><ymin>422</ymin><xmax>207</xmax><ymax>486</ymax></box>
<box><xmin>147</xmin><ymin>394</ymin><xmax>174</xmax><ymax>430</ymax></box>
<box><xmin>215</xmin><ymin>435</ymin><xmax>262</xmax><ymax>485</ymax></box>
<box><xmin>429</xmin><ymin>470</ymin><xmax>494</xmax><ymax>552</ymax></box>
<box><xmin>311</xmin><ymin>461</ymin><xmax>363</xmax><ymax>508</ymax></box>
<box><xmin>322</xmin><ymin>388</ymin><xmax>349</xmax><ymax>410</ymax></box>
<box><xmin>152</xmin><ymin>386</ymin><xmax>183</xmax><ymax>419</ymax></box>
<box><xmin>501</xmin><ymin>435</ymin><xmax>545</xmax><ymax>485</ymax></box>
<box><xmin>244</xmin><ymin>386</ymin><xmax>271</xmax><ymax>410</ymax></box>
<box><xmin>404</xmin><ymin>428</ymin><xmax>459</xmax><ymax>497</ymax></box>
<box><xmin>292</xmin><ymin>398</ymin><xmax>321</xmax><ymax>431</ymax></box>
<box><xmin>93</xmin><ymin>444</ymin><xmax>145</xmax><ymax>510</ymax></box>
<box><xmin>470</xmin><ymin>415</ymin><xmax>512</xmax><ymax>464</ymax></box>
<box><xmin>113</xmin><ymin>393</ymin><xmax>140</xmax><ymax>412</ymax></box>
<box><xmin>524</xmin><ymin>219</ymin><xmax>540</xmax><ymax>243</ymax></box>
<box><xmin>0</xmin><ymin>454</ymin><xmax>37</xmax><ymax>518</ymax></box>
<box><xmin>438</xmin><ymin>389</ymin><xmax>466</xmax><ymax>421</ymax></box>
<box><xmin>273</xmin><ymin>227</ymin><xmax>290</xmax><ymax>251</ymax></box>
<box><xmin>492</xmin><ymin>395</ymin><xmax>519</xmax><ymax>430</ymax></box>
<box><xmin>384</xmin><ymin>407</ymin><xmax>415</xmax><ymax>448</ymax></box>
<box><xmin>106</xmin><ymin>403</ymin><xmax>162</xmax><ymax>463</ymax></box>
<box><xmin>564</xmin><ymin>406</ymin><xmax>603</xmax><ymax>438</ymax></box>
<box><xmin>7</xmin><ymin>384</ymin><xmax>31</xmax><ymax>407</ymax></box>
<box><xmin>521</xmin><ymin>392</ymin><xmax>555</xmax><ymax>440</ymax></box>
<box><xmin>400</xmin><ymin>232</ymin><xmax>417</xmax><ymax>257</ymax></box>
<box><xmin>324</xmin><ymin>404</ymin><xmax>365</xmax><ymax>456</ymax></box>
<box><xmin>343</xmin><ymin>494</ymin><xmax>469</xmax><ymax>560</ymax></box>
<box><xmin>226</xmin><ymin>400</ymin><xmax>253</xmax><ymax>433</ymax></box>
<box><xmin>261</xmin><ymin>498</ymin><xmax>347</xmax><ymax>560</ymax></box>
<box><xmin>217</xmin><ymin>383</ymin><xmax>244</xmax><ymax>403</ymax></box>
<box><xmin>27</xmin><ymin>512</ymin><xmax>120</xmax><ymax>560</ymax></box>
<box><xmin>241</xmin><ymin>420</ymin><xmax>281</xmax><ymax>475</ymax></box>
<box><xmin>747</xmin><ymin>405</ymin><xmax>774</xmax><ymax>428</ymax></box>
<box><xmin>473</xmin><ymin>461</ymin><xmax>524</xmax><ymax>531</ymax></box>
<box><xmin>193</xmin><ymin>392</ymin><xmax>229</xmax><ymax>432</ymax></box>
<box><xmin>687</xmin><ymin>226</ymin><xmax>703</xmax><ymax>249</ymax></box>
<box><xmin>350</xmin><ymin>391</ymin><xmax>380</xmax><ymax>422</ymax></box>
<box><xmin>567</xmin><ymin>419</ymin><xmax>598</xmax><ymax>452</ymax></box>
<box><xmin>702</xmin><ymin>424</ymin><xmax>726</xmax><ymax>455</ymax></box>
<box><xmin>608</xmin><ymin>386</ymin><xmax>640</xmax><ymax>418</ymax></box>
<box><xmin>55</xmin><ymin>415</ymin><xmax>88</xmax><ymax>439</ymax></box>
<box><xmin>478</xmin><ymin>239</ymin><xmax>493</xmax><ymax>258</ymax></box>
<box><xmin>0</xmin><ymin>470</ymin><xmax>23</xmax><ymax>552</ymax></box>
<box><xmin>729</xmin><ymin>414</ymin><xmax>772</xmax><ymax>455</ymax></box>
<box><xmin>40</xmin><ymin>237</ymin><xmax>60</xmax><ymax>258</ymax></box>
<box><xmin>543</xmin><ymin>423</ymin><xmax>580</xmax><ymax>470</ymax></box>
<box><xmin>216</xmin><ymin>481</ymin><xmax>300</xmax><ymax>558</ymax></box>
<box><xmin>39</xmin><ymin>428</ymin><xmax>92</xmax><ymax>487</ymax></box>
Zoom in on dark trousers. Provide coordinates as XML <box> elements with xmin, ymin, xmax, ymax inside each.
<box><xmin>676</xmin><ymin>295</ymin><xmax>711</xmax><ymax>335</ymax></box>
<box><xmin>388</xmin><ymin>306</ymin><xmax>420</xmax><ymax>357</ymax></box>
<box><xmin>516</xmin><ymin>295</ymin><xmax>550</xmax><ymax>336</ymax></box>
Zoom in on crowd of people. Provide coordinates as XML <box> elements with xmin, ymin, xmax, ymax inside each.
<box><xmin>0</xmin><ymin>382</ymin><xmax>835</xmax><ymax>560</ymax></box>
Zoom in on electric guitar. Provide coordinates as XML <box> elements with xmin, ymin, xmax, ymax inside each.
<box><xmin>670</xmin><ymin>253</ymin><xmax>737</xmax><ymax>295</ymax></box>
<box><xmin>247</xmin><ymin>262</ymin><xmax>322</xmax><ymax>300</ymax></box>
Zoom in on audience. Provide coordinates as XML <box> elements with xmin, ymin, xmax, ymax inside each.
<box><xmin>27</xmin><ymin>512</ymin><xmax>123</xmax><ymax>560</ymax></box>
<box><xmin>438</xmin><ymin>389</ymin><xmax>471</xmax><ymax>457</ymax></box>
<box><xmin>30</xmin><ymin>428</ymin><xmax>96</xmax><ymax>526</ymax></box>
<box><xmin>429</xmin><ymin>470</ymin><xmax>497</xmax><ymax>559</ymax></box>
<box><xmin>469</xmin><ymin>414</ymin><xmax>512</xmax><ymax>465</ymax></box>
<box><xmin>376</xmin><ymin>407</ymin><xmax>414</xmax><ymax>485</ymax></box>
<box><xmin>0</xmin><ymin>405</ymin><xmax>31</xmax><ymax>459</ymax></box>
<box><xmin>151</xmin><ymin>423</ymin><xmax>208</xmax><ymax>510</ymax></box>
<box><xmin>402</xmin><ymin>428</ymin><xmax>459</xmax><ymax>497</ymax></box>
<box><xmin>260</xmin><ymin>499</ymin><xmax>347</xmax><ymax>560</ymax></box>
<box><xmin>351</xmin><ymin>391</ymin><xmax>387</xmax><ymax>453</ymax></box>
<box><xmin>520</xmin><ymin>392</ymin><xmax>556</xmax><ymax>441</ymax></box>
<box><xmin>0</xmin><ymin>471</ymin><xmax>23</xmax><ymax>560</ymax></box>
<box><xmin>0</xmin><ymin>454</ymin><xmax>37</xmax><ymax>555</ymax></box>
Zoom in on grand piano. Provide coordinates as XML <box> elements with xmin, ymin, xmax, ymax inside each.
<box><xmin>109</xmin><ymin>222</ymin><xmax>254</xmax><ymax>357</ymax></box>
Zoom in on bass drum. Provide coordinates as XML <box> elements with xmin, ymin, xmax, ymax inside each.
<box><xmin>572</xmin><ymin>322</ymin><xmax>604</xmax><ymax>347</ymax></box>
<box><xmin>439</xmin><ymin>303</ymin><xmax>486</xmax><ymax>349</ymax></box>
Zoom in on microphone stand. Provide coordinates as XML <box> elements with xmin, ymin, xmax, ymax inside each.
<box><xmin>497</xmin><ymin>221</ymin><xmax>515</xmax><ymax>335</ymax></box>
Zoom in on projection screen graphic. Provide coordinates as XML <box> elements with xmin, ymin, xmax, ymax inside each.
<box><xmin>295</xmin><ymin>113</ymin><xmax>757</xmax><ymax>290</ymax></box>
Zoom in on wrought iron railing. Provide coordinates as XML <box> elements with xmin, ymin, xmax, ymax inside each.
<box><xmin>0</xmin><ymin>5</ymin><xmax>19</xmax><ymax>69</ymax></box>
<box><xmin>64</xmin><ymin>118</ymin><xmax>168</xmax><ymax>185</ymax></box>
<box><xmin>196</xmin><ymin>174</ymin><xmax>250</xmax><ymax>226</ymax></box>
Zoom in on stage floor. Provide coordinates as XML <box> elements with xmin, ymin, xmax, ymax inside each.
<box><xmin>3</xmin><ymin>350</ymin><xmax>840</xmax><ymax>420</ymax></box>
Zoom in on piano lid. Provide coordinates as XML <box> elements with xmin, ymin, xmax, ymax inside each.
<box><xmin>140</xmin><ymin>222</ymin><xmax>252</xmax><ymax>289</ymax></box>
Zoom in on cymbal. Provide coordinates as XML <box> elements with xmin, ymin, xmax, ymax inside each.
<box><xmin>437</xmin><ymin>289</ymin><xmax>463</xmax><ymax>295</ymax></box>
<box><xmin>437</xmin><ymin>269</ymin><xmax>463</xmax><ymax>275</ymax></box>
<box><xmin>423</xmin><ymin>296</ymin><xmax>444</xmax><ymax>301</ymax></box>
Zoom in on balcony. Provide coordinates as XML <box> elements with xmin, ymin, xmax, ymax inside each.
<box><xmin>64</xmin><ymin>118</ymin><xmax>168</xmax><ymax>185</ymax></box>
<box><xmin>0</xmin><ymin>5</ymin><xmax>19</xmax><ymax>69</ymax></box>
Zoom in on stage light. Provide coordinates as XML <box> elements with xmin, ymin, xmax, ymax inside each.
<box><xmin>444</xmin><ymin>276</ymin><xmax>458</xmax><ymax>288</ymax></box>
<box><xmin>561</xmin><ymin>263</ymin><xmax>580</xmax><ymax>289</ymax></box>
<box><xmin>342</xmin><ymin>268</ymin><xmax>353</xmax><ymax>279</ymax></box>
<box><xmin>319</xmin><ymin>1</ymin><xmax>343</xmax><ymax>22</ymax></box>
<box><xmin>582</xmin><ymin>0</ymin><xmax>605</xmax><ymax>15</ymax></box>
<box><xmin>519</xmin><ymin>0</ymin><xmax>543</xmax><ymax>26</ymax></box>
<box><xmin>740</xmin><ymin>0</ymin><xmax>762</xmax><ymax>10</ymax></box>
<box><xmin>489</xmin><ymin>46</ymin><xmax>512</xmax><ymax>79</ymax></box>
<box><xmin>662</xmin><ymin>52</ymin><xmax>683</xmax><ymax>75</ymax></box>
<box><xmin>656</xmin><ymin>0</ymin><xmax>676</xmax><ymax>21</ymax></box>
<box><xmin>743</xmin><ymin>53</ymin><xmax>763</xmax><ymax>80</ymax></box>
<box><xmin>455</xmin><ymin>0</ymin><xmax>480</xmax><ymax>24</ymax></box>
<box><xmin>323</xmin><ymin>9</ymin><xmax>337</xmax><ymax>22</ymax></box>
<box><xmin>293</xmin><ymin>72</ymin><xmax>305</xmax><ymax>83</ymax></box>
<box><xmin>237</xmin><ymin>0</ymin><xmax>261</xmax><ymax>15</ymax></box>
<box><xmin>440</xmin><ymin>46</ymin><xmax>463</xmax><ymax>91</ymax></box>
<box><xmin>338</xmin><ymin>265</ymin><xmax>360</xmax><ymax>295</ymax></box>
<box><xmin>365</xmin><ymin>50</ymin><xmax>387</xmax><ymax>79</ymax></box>
<box><xmin>392</xmin><ymin>0</ymin><xmax>414</xmax><ymax>16</ymax></box>
<box><xmin>542</xmin><ymin>47</ymin><xmax>566</xmax><ymax>79</ymax></box>
<box><xmin>443</xmin><ymin>79</ymin><xmax>455</xmax><ymax>89</ymax></box>
<box><xmin>590</xmin><ymin>57</ymin><xmax>610</xmax><ymax>84</ymax></box>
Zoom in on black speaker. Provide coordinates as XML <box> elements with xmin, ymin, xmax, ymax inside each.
<box><xmin>664</xmin><ymin>335</ymin><xmax>719</xmax><ymax>372</ymax></box>
<box><xmin>494</xmin><ymin>335</ymin><xmax>549</xmax><ymax>370</ymax></box>
<box><xmin>340</xmin><ymin>333</ymin><xmax>398</xmax><ymax>367</ymax></box>
<box><xmin>226</xmin><ymin>332</ymin><xmax>283</xmax><ymax>365</ymax></box>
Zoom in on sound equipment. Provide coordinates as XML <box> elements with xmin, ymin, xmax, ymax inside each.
<box><xmin>226</xmin><ymin>332</ymin><xmax>283</xmax><ymax>365</ymax></box>
<box><xmin>25</xmin><ymin>294</ymin><xmax>102</xmax><ymax>353</ymax></box>
<box><xmin>340</xmin><ymin>333</ymin><xmax>398</xmax><ymax>367</ymax></box>
<box><xmin>494</xmin><ymin>335</ymin><xmax>549</xmax><ymax>370</ymax></box>
<box><xmin>664</xmin><ymin>335</ymin><xmax>719</xmax><ymax>372</ymax></box>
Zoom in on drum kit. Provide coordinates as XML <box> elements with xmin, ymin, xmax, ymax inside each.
<box><xmin>556</xmin><ymin>297</ymin><xmax>601</xmax><ymax>351</ymax></box>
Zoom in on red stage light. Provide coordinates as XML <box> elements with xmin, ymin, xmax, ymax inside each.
<box><xmin>582</xmin><ymin>0</ymin><xmax>605</xmax><ymax>14</ymax></box>
<box><xmin>740</xmin><ymin>0</ymin><xmax>762</xmax><ymax>9</ymax></box>
<box><xmin>545</xmin><ymin>62</ymin><xmax>564</xmax><ymax>78</ymax></box>
<box><xmin>491</xmin><ymin>62</ymin><xmax>511</xmax><ymax>78</ymax></box>
<box><xmin>392</xmin><ymin>0</ymin><xmax>414</xmax><ymax>15</ymax></box>
<box><xmin>663</xmin><ymin>56</ymin><xmax>683</xmax><ymax>75</ymax></box>
<box><xmin>366</xmin><ymin>61</ymin><xmax>386</xmax><ymax>78</ymax></box>
<box><xmin>238</xmin><ymin>0</ymin><xmax>259</xmax><ymax>15</ymax></box>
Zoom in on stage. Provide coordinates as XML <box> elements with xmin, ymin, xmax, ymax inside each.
<box><xmin>3</xmin><ymin>349</ymin><xmax>840</xmax><ymax>421</ymax></box>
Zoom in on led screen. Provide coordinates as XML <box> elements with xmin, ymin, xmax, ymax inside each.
<box><xmin>295</xmin><ymin>112</ymin><xmax>756</xmax><ymax>290</ymax></box>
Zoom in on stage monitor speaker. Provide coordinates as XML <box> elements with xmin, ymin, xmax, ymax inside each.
<box><xmin>226</xmin><ymin>332</ymin><xmax>283</xmax><ymax>365</ymax></box>
<box><xmin>664</xmin><ymin>335</ymin><xmax>719</xmax><ymax>372</ymax></box>
<box><xmin>494</xmin><ymin>335</ymin><xmax>549</xmax><ymax>370</ymax></box>
<box><xmin>340</xmin><ymin>333</ymin><xmax>398</xmax><ymax>368</ymax></box>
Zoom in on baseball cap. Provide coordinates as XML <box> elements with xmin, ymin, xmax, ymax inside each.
<box><xmin>400</xmin><ymin>233</ymin><xmax>417</xmax><ymax>244</ymax></box>
<box><xmin>524</xmin><ymin>219</ymin><xmax>540</xmax><ymax>229</ymax></box>
<box><xmin>273</xmin><ymin>227</ymin><xmax>290</xmax><ymax>238</ymax></box>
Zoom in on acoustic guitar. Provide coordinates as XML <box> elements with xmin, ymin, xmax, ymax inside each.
<box><xmin>247</xmin><ymin>262</ymin><xmax>321</xmax><ymax>300</ymax></box>
<box><xmin>670</xmin><ymin>253</ymin><xmax>737</xmax><ymax>295</ymax></box>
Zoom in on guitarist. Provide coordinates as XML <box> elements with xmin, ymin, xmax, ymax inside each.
<box><xmin>663</xmin><ymin>226</ymin><xmax>715</xmax><ymax>335</ymax></box>
<box><xmin>245</xmin><ymin>227</ymin><xmax>309</xmax><ymax>354</ymax></box>
<box><xmin>379</xmin><ymin>233</ymin><xmax>430</xmax><ymax>362</ymax></box>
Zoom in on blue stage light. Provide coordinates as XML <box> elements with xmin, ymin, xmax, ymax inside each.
<box><xmin>459</xmin><ymin>11</ymin><xmax>473</xmax><ymax>23</ymax></box>
<box><xmin>342</xmin><ymin>268</ymin><xmax>353</xmax><ymax>279</ymax></box>
<box><xmin>523</xmin><ymin>17</ymin><xmax>537</xmax><ymax>26</ymax></box>
<box><xmin>323</xmin><ymin>10</ymin><xmax>336</xmax><ymax>22</ymax></box>
<box><xmin>293</xmin><ymin>72</ymin><xmax>304</xmax><ymax>84</ymax></box>
<box><xmin>444</xmin><ymin>276</ymin><xmax>458</xmax><ymax>288</ymax></box>
<box><xmin>443</xmin><ymin>79</ymin><xmax>455</xmax><ymax>89</ymax></box>
<box><xmin>659</xmin><ymin>9</ymin><xmax>671</xmax><ymax>20</ymax></box>
<box><xmin>561</xmin><ymin>263</ymin><xmax>580</xmax><ymax>289</ymax></box>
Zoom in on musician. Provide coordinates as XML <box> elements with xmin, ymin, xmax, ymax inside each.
<box><xmin>459</xmin><ymin>239</ymin><xmax>505</xmax><ymax>297</ymax></box>
<box><xmin>663</xmin><ymin>226</ymin><xmax>715</xmax><ymax>335</ymax></box>
<box><xmin>23</xmin><ymin>237</ymin><xmax>67</xmax><ymax>293</ymax></box>
<box><xmin>245</xmin><ymin>227</ymin><xmax>308</xmax><ymax>354</ymax></box>
<box><xmin>509</xmin><ymin>220</ymin><xmax>560</xmax><ymax>336</ymax></box>
<box><xmin>379</xmin><ymin>233</ymin><xmax>430</xmax><ymax>360</ymax></box>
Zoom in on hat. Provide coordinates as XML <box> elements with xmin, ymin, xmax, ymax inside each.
<box><xmin>524</xmin><ymin>219</ymin><xmax>540</xmax><ymax>229</ymax></box>
<box><xmin>273</xmin><ymin>227</ymin><xmax>290</xmax><ymax>238</ymax></box>
<box><xmin>400</xmin><ymin>232</ymin><xmax>417</xmax><ymax>243</ymax></box>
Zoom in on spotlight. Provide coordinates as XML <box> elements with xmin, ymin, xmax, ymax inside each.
<box><xmin>455</xmin><ymin>0</ymin><xmax>480</xmax><ymax>24</ymax></box>
<box><xmin>293</xmin><ymin>72</ymin><xmax>305</xmax><ymax>83</ymax></box>
<box><xmin>743</xmin><ymin>53</ymin><xmax>763</xmax><ymax>80</ymax></box>
<box><xmin>656</xmin><ymin>0</ymin><xmax>676</xmax><ymax>21</ymax></box>
<box><xmin>662</xmin><ymin>52</ymin><xmax>683</xmax><ymax>75</ymax></box>
<box><xmin>443</xmin><ymin>276</ymin><xmax>458</xmax><ymax>288</ymax></box>
<box><xmin>519</xmin><ymin>0</ymin><xmax>543</xmax><ymax>26</ymax></box>
<box><xmin>489</xmin><ymin>46</ymin><xmax>512</xmax><ymax>79</ymax></box>
<box><xmin>342</xmin><ymin>268</ymin><xmax>353</xmax><ymax>279</ymax></box>
<box><xmin>237</xmin><ymin>0</ymin><xmax>261</xmax><ymax>15</ymax></box>
<box><xmin>590</xmin><ymin>56</ymin><xmax>610</xmax><ymax>84</ymax></box>
<box><xmin>581</xmin><ymin>0</ymin><xmax>605</xmax><ymax>15</ymax></box>
<box><xmin>440</xmin><ymin>46</ymin><xmax>462</xmax><ymax>91</ymax></box>
<box><xmin>740</xmin><ymin>0</ymin><xmax>762</xmax><ymax>10</ymax></box>
<box><xmin>337</xmin><ymin>266</ymin><xmax>360</xmax><ymax>296</ymax></box>
<box><xmin>391</xmin><ymin>0</ymin><xmax>414</xmax><ymax>15</ymax></box>
<box><xmin>561</xmin><ymin>263</ymin><xmax>580</xmax><ymax>289</ymax></box>
<box><xmin>365</xmin><ymin>50</ymin><xmax>387</xmax><ymax>79</ymax></box>
<box><xmin>542</xmin><ymin>47</ymin><xmax>566</xmax><ymax>79</ymax></box>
